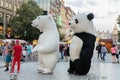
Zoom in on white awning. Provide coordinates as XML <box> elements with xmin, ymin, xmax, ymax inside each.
<box><xmin>3</xmin><ymin>39</ymin><xmax>27</xmax><ymax>43</ymax></box>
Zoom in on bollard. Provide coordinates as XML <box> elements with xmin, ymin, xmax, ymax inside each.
<box><xmin>10</xmin><ymin>73</ymin><xmax>17</xmax><ymax>80</ymax></box>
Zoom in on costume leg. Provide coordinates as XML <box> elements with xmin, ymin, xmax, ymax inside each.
<box><xmin>74</xmin><ymin>59</ymin><xmax>91</xmax><ymax>75</ymax></box>
<box><xmin>68</xmin><ymin>60</ymin><xmax>75</xmax><ymax>74</ymax></box>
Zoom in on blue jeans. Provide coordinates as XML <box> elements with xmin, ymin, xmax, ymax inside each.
<box><xmin>102</xmin><ymin>52</ymin><xmax>106</xmax><ymax>61</ymax></box>
<box><xmin>60</xmin><ymin>51</ymin><xmax>64</xmax><ymax>59</ymax></box>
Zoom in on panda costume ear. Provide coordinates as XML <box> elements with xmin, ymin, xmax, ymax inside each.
<box><xmin>87</xmin><ymin>13</ymin><xmax>94</xmax><ymax>21</ymax></box>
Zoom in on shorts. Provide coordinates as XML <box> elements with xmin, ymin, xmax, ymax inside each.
<box><xmin>5</xmin><ymin>54</ymin><xmax>11</xmax><ymax>63</ymax></box>
<box><xmin>112</xmin><ymin>53</ymin><xmax>116</xmax><ymax>56</ymax></box>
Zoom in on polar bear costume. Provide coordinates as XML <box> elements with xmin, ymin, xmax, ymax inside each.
<box><xmin>31</xmin><ymin>14</ymin><xmax>59</xmax><ymax>74</ymax></box>
<box><xmin>68</xmin><ymin>12</ymin><xmax>96</xmax><ymax>75</ymax></box>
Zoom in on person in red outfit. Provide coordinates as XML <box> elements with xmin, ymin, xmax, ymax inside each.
<box><xmin>11</xmin><ymin>40</ymin><xmax>22</xmax><ymax>73</ymax></box>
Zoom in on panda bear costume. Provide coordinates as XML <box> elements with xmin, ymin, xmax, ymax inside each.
<box><xmin>68</xmin><ymin>12</ymin><xmax>96</xmax><ymax>75</ymax></box>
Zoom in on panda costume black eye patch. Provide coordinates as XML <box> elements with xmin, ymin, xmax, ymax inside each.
<box><xmin>75</xmin><ymin>19</ymin><xmax>79</xmax><ymax>24</ymax></box>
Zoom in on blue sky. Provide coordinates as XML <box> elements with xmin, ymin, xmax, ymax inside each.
<box><xmin>65</xmin><ymin>0</ymin><xmax>120</xmax><ymax>32</ymax></box>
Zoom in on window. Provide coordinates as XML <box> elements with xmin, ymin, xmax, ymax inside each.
<box><xmin>6</xmin><ymin>15</ymin><xmax>11</xmax><ymax>24</ymax></box>
<box><xmin>1</xmin><ymin>0</ymin><xmax>4</xmax><ymax>6</ymax></box>
<box><xmin>0</xmin><ymin>13</ymin><xmax>3</xmax><ymax>23</ymax></box>
<box><xmin>9</xmin><ymin>3</ymin><xmax>12</xmax><ymax>9</ymax></box>
<box><xmin>14</xmin><ymin>5</ymin><xmax>17</xmax><ymax>11</ymax></box>
<box><xmin>6</xmin><ymin>1</ymin><xmax>9</xmax><ymax>8</ymax></box>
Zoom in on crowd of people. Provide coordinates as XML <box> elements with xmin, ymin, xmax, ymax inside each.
<box><xmin>0</xmin><ymin>40</ymin><xmax>35</xmax><ymax>73</ymax></box>
<box><xmin>96</xmin><ymin>43</ymin><xmax>120</xmax><ymax>63</ymax></box>
<box><xmin>3</xmin><ymin>40</ymin><xmax>119</xmax><ymax>73</ymax></box>
<box><xmin>0</xmin><ymin>41</ymin><xmax>71</xmax><ymax>73</ymax></box>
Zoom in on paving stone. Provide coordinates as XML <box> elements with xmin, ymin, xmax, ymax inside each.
<box><xmin>0</xmin><ymin>53</ymin><xmax>120</xmax><ymax>80</ymax></box>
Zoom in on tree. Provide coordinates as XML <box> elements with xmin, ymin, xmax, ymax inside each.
<box><xmin>10</xmin><ymin>1</ymin><xmax>43</xmax><ymax>43</ymax></box>
<box><xmin>117</xmin><ymin>15</ymin><xmax>120</xmax><ymax>25</ymax></box>
<box><xmin>117</xmin><ymin>15</ymin><xmax>120</xmax><ymax>42</ymax></box>
<box><xmin>56</xmin><ymin>14</ymin><xmax>66</xmax><ymax>41</ymax></box>
<box><xmin>118</xmin><ymin>31</ymin><xmax>120</xmax><ymax>42</ymax></box>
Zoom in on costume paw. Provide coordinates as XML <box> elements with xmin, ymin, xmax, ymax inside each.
<box><xmin>67</xmin><ymin>68</ymin><xmax>74</xmax><ymax>74</ymax></box>
<box><xmin>41</xmin><ymin>68</ymin><xmax>52</xmax><ymax>74</ymax></box>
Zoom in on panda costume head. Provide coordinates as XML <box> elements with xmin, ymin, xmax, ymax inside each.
<box><xmin>68</xmin><ymin>12</ymin><xmax>96</xmax><ymax>75</ymax></box>
<box><xmin>69</xmin><ymin>12</ymin><xmax>95</xmax><ymax>35</ymax></box>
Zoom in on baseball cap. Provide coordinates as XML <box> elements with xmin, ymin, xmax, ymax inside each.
<box><xmin>16</xmin><ymin>40</ymin><xmax>19</xmax><ymax>43</ymax></box>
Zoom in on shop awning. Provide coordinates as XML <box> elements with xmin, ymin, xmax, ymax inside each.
<box><xmin>99</xmin><ymin>39</ymin><xmax>113</xmax><ymax>43</ymax></box>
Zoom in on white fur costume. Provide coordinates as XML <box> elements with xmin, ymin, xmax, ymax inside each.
<box><xmin>31</xmin><ymin>14</ymin><xmax>59</xmax><ymax>74</ymax></box>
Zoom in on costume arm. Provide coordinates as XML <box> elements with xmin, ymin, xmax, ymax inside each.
<box><xmin>80</xmin><ymin>37</ymin><xmax>96</xmax><ymax>62</ymax></box>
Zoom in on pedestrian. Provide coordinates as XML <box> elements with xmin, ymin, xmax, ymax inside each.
<box><xmin>8</xmin><ymin>40</ymin><xmax>15</xmax><ymax>65</ymax></box>
<box><xmin>111</xmin><ymin>44</ymin><xmax>117</xmax><ymax>63</ymax></box>
<box><xmin>101</xmin><ymin>45</ymin><xmax>108</xmax><ymax>61</ymax></box>
<box><xmin>116</xmin><ymin>44</ymin><xmax>119</xmax><ymax>63</ymax></box>
<box><xmin>31</xmin><ymin>44</ymin><xmax>38</xmax><ymax>61</ymax></box>
<box><xmin>0</xmin><ymin>47</ymin><xmax>2</xmax><ymax>56</ymax></box>
<box><xmin>1</xmin><ymin>44</ymin><xmax>4</xmax><ymax>55</ymax></box>
<box><xmin>21</xmin><ymin>43</ymin><xmax>27</xmax><ymax>62</ymax></box>
<box><xmin>3</xmin><ymin>42</ymin><xmax>11</xmax><ymax>71</ymax></box>
<box><xmin>26</xmin><ymin>43</ymin><xmax>32</xmax><ymax>60</ymax></box>
<box><xmin>64</xmin><ymin>44</ymin><xmax>69</xmax><ymax>61</ymax></box>
<box><xmin>11</xmin><ymin>40</ymin><xmax>22</xmax><ymax>73</ymax></box>
<box><xmin>59</xmin><ymin>44</ymin><xmax>64</xmax><ymax>59</ymax></box>
<box><xmin>66</xmin><ymin>44</ymin><xmax>70</xmax><ymax>57</ymax></box>
<box><xmin>96</xmin><ymin>43</ymin><xmax>102</xmax><ymax>59</ymax></box>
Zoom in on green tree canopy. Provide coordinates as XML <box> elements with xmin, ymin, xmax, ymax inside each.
<box><xmin>117</xmin><ymin>15</ymin><xmax>120</xmax><ymax>42</ymax></box>
<box><xmin>10</xmin><ymin>1</ymin><xmax>43</xmax><ymax>43</ymax></box>
<box><xmin>117</xmin><ymin>15</ymin><xmax>120</xmax><ymax>25</ymax></box>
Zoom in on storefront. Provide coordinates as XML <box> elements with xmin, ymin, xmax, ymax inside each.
<box><xmin>99</xmin><ymin>39</ymin><xmax>113</xmax><ymax>53</ymax></box>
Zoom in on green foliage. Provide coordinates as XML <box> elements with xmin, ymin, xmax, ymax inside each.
<box><xmin>56</xmin><ymin>24</ymin><xmax>64</xmax><ymax>41</ymax></box>
<box><xmin>10</xmin><ymin>1</ymin><xmax>43</xmax><ymax>42</ymax></box>
<box><xmin>117</xmin><ymin>15</ymin><xmax>120</xmax><ymax>25</ymax></box>
<box><xmin>118</xmin><ymin>31</ymin><xmax>120</xmax><ymax>42</ymax></box>
<box><xmin>117</xmin><ymin>15</ymin><xmax>120</xmax><ymax>42</ymax></box>
<box><xmin>60</xmin><ymin>33</ymin><xmax>65</xmax><ymax>41</ymax></box>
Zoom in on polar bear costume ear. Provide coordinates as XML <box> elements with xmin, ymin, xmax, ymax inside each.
<box><xmin>87</xmin><ymin>13</ymin><xmax>94</xmax><ymax>21</ymax></box>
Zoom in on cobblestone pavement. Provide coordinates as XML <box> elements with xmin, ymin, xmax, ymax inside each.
<box><xmin>0</xmin><ymin>53</ymin><xmax>120</xmax><ymax>80</ymax></box>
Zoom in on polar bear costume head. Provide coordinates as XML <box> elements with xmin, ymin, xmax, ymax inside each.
<box><xmin>31</xmin><ymin>14</ymin><xmax>57</xmax><ymax>32</ymax></box>
<box><xmin>69</xmin><ymin>12</ymin><xmax>95</xmax><ymax>35</ymax></box>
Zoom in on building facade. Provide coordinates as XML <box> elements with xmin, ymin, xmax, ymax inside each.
<box><xmin>0</xmin><ymin>0</ymin><xmax>23</xmax><ymax>38</ymax></box>
<box><xmin>112</xmin><ymin>25</ymin><xmax>118</xmax><ymax>44</ymax></box>
<box><xmin>97</xmin><ymin>24</ymin><xmax>118</xmax><ymax>44</ymax></box>
<box><xmin>65</xmin><ymin>7</ymin><xmax>75</xmax><ymax>36</ymax></box>
<box><xmin>35</xmin><ymin>0</ymin><xmax>50</xmax><ymax>13</ymax></box>
<box><xmin>31</xmin><ymin>0</ymin><xmax>75</xmax><ymax>40</ymax></box>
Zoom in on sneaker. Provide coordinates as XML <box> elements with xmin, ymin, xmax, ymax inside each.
<box><xmin>4</xmin><ymin>69</ymin><xmax>9</xmax><ymax>71</ymax></box>
<box><xmin>4</xmin><ymin>67</ymin><xmax>9</xmax><ymax>71</ymax></box>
